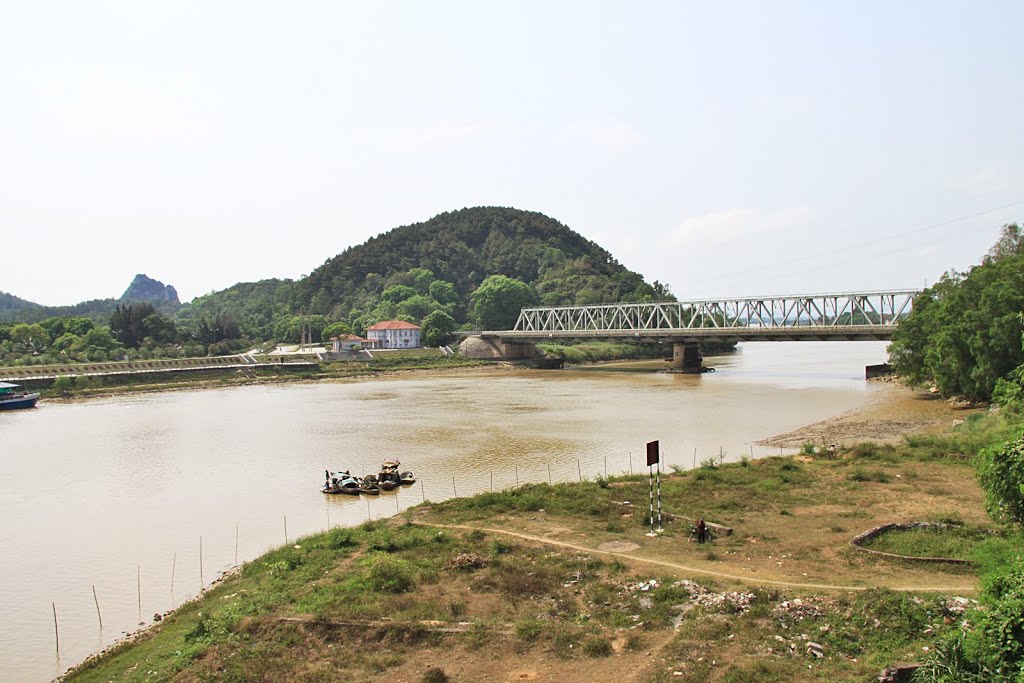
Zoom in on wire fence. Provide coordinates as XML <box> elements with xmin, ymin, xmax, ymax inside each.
<box><xmin>48</xmin><ymin>440</ymin><xmax>793</xmax><ymax>671</ymax></box>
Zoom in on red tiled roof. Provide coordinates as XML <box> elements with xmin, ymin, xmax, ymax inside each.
<box><xmin>366</xmin><ymin>320</ymin><xmax>420</xmax><ymax>331</ymax></box>
<box><xmin>331</xmin><ymin>334</ymin><xmax>371</xmax><ymax>342</ymax></box>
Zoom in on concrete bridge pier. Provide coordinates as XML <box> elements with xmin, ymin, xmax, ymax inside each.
<box><xmin>669</xmin><ymin>342</ymin><xmax>703</xmax><ymax>373</ymax></box>
<box><xmin>460</xmin><ymin>335</ymin><xmax>542</xmax><ymax>361</ymax></box>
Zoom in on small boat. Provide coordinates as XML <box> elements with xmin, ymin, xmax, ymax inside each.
<box><xmin>378</xmin><ymin>460</ymin><xmax>406</xmax><ymax>490</ymax></box>
<box><xmin>337</xmin><ymin>477</ymin><xmax>361</xmax><ymax>495</ymax></box>
<box><xmin>359</xmin><ymin>474</ymin><xmax>381</xmax><ymax>495</ymax></box>
<box><xmin>400</xmin><ymin>471</ymin><xmax>416</xmax><ymax>485</ymax></box>
<box><xmin>321</xmin><ymin>470</ymin><xmax>360</xmax><ymax>495</ymax></box>
<box><xmin>0</xmin><ymin>382</ymin><xmax>39</xmax><ymax>411</ymax></box>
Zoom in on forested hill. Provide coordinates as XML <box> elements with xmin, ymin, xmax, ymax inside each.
<box><xmin>0</xmin><ymin>291</ymin><xmax>44</xmax><ymax>320</ymax></box>
<box><xmin>3</xmin><ymin>208</ymin><xmax>674</xmax><ymax>350</ymax></box>
<box><xmin>298</xmin><ymin>206</ymin><xmax>670</xmax><ymax>318</ymax></box>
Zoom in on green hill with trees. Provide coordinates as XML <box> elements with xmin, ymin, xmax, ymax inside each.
<box><xmin>1</xmin><ymin>207</ymin><xmax>684</xmax><ymax>366</ymax></box>
<box><xmin>175</xmin><ymin>206</ymin><xmax>674</xmax><ymax>344</ymax></box>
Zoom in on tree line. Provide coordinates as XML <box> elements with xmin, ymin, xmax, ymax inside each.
<box><xmin>890</xmin><ymin>223</ymin><xmax>1024</xmax><ymax>681</ymax></box>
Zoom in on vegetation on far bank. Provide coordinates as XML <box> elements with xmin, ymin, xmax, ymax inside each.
<box><xmin>890</xmin><ymin>222</ymin><xmax>1024</xmax><ymax>402</ymax></box>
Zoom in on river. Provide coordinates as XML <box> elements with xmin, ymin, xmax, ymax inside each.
<box><xmin>1</xmin><ymin>342</ymin><xmax>894</xmax><ymax>681</ymax></box>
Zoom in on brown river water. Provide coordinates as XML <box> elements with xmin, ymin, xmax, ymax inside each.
<box><xmin>1</xmin><ymin>342</ymin><xmax>898</xmax><ymax>681</ymax></box>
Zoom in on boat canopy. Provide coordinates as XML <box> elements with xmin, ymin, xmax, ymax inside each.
<box><xmin>0</xmin><ymin>382</ymin><xmax>22</xmax><ymax>391</ymax></box>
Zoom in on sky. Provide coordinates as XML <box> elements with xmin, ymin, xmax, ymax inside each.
<box><xmin>2</xmin><ymin>1</ymin><xmax>1022</xmax><ymax>306</ymax></box>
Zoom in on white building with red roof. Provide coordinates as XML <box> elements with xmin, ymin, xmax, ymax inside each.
<box><xmin>330</xmin><ymin>334</ymin><xmax>376</xmax><ymax>351</ymax></box>
<box><xmin>366</xmin><ymin>320</ymin><xmax>421</xmax><ymax>349</ymax></box>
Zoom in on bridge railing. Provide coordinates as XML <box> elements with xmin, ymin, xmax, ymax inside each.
<box><xmin>512</xmin><ymin>290</ymin><xmax>919</xmax><ymax>333</ymax></box>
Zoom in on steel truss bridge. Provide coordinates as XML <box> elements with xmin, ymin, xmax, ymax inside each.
<box><xmin>496</xmin><ymin>290</ymin><xmax>919</xmax><ymax>343</ymax></box>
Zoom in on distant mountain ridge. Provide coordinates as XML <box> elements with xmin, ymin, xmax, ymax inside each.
<box><xmin>121</xmin><ymin>274</ymin><xmax>179</xmax><ymax>306</ymax></box>
<box><xmin>0</xmin><ymin>273</ymin><xmax>181</xmax><ymax>323</ymax></box>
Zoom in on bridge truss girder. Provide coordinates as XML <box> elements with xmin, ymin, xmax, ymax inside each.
<box><xmin>504</xmin><ymin>290</ymin><xmax>918</xmax><ymax>342</ymax></box>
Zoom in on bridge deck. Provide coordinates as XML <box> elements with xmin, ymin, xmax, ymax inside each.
<box><xmin>490</xmin><ymin>325</ymin><xmax>897</xmax><ymax>343</ymax></box>
<box><xmin>494</xmin><ymin>290</ymin><xmax>918</xmax><ymax>343</ymax></box>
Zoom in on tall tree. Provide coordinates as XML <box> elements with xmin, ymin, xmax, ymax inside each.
<box><xmin>421</xmin><ymin>310</ymin><xmax>456</xmax><ymax>346</ymax></box>
<box><xmin>470</xmin><ymin>275</ymin><xmax>538</xmax><ymax>330</ymax></box>
<box><xmin>110</xmin><ymin>302</ymin><xmax>157</xmax><ymax>348</ymax></box>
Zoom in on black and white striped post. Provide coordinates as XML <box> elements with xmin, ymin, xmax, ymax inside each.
<box><xmin>646</xmin><ymin>440</ymin><xmax>661</xmax><ymax>536</ymax></box>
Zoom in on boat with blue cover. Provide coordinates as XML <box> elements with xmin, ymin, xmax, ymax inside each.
<box><xmin>0</xmin><ymin>382</ymin><xmax>39</xmax><ymax>411</ymax></box>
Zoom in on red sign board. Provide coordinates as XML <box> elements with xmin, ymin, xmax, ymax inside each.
<box><xmin>646</xmin><ymin>440</ymin><xmax>660</xmax><ymax>466</ymax></box>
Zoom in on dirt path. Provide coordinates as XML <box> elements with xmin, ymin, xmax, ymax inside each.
<box><xmin>417</xmin><ymin>521</ymin><xmax>977</xmax><ymax>594</ymax></box>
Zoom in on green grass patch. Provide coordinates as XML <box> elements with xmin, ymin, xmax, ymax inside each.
<box><xmin>862</xmin><ymin>525</ymin><xmax>1004</xmax><ymax>561</ymax></box>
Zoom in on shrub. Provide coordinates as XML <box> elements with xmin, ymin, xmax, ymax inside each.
<box><xmin>848</xmin><ymin>467</ymin><xmax>891</xmax><ymax>483</ymax></box>
<box><xmin>515</xmin><ymin>618</ymin><xmax>544</xmax><ymax>642</ymax></box>
<box><xmin>421</xmin><ymin>667</ymin><xmax>450</xmax><ymax>683</ymax></box>
<box><xmin>977</xmin><ymin>432</ymin><xmax>1024</xmax><ymax>525</ymax></box>
<box><xmin>363</xmin><ymin>554</ymin><xmax>416</xmax><ymax>594</ymax></box>
<box><xmin>582</xmin><ymin>637</ymin><xmax>612</xmax><ymax>657</ymax></box>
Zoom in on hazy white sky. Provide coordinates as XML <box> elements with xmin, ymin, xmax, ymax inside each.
<box><xmin>2</xmin><ymin>1</ymin><xmax>1022</xmax><ymax>305</ymax></box>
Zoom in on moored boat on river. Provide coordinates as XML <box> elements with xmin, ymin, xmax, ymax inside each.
<box><xmin>381</xmin><ymin>459</ymin><xmax>415</xmax><ymax>488</ymax></box>
<box><xmin>0</xmin><ymin>382</ymin><xmax>39</xmax><ymax>411</ymax></box>
<box><xmin>359</xmin><ymin>474</ymin><xmax>381</xmax><ymax>495</ymax></box>
<box><xmin>322</xmin><ymin>470</ymin><xmax>361</xmax><ymax>495</ymax></box>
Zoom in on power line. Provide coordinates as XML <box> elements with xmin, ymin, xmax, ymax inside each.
<box><xmin>683</xmin><ymin>199</ymin><xmax>1024</xmax><ymax>289</ymax></box>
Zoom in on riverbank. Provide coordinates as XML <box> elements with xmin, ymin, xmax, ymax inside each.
<box><xmin>761</xmin><ymin>383</ymin><xmax>984</xmax><ymax>448</ymax></box>
<box><xmin>27</xmin><ymin>350</ymin><xmax>497</xmax><ymax>402</ymax></box>
<box><xmin>60</xmin><ymin>408</ymin><xmax>1016</xmax><ymax>683</ymax></box>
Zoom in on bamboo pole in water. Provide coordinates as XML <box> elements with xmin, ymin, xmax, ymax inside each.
<box><xmin>52</xmin><ymin>602</ymin><xmax>59</xmax><ymax>655</ymax></box>
<box><xmin>199</xmin><ymin>537</ymin><xmax>204</xmax><ymax>589</ymax></box>
<box><xmin>170</xmin><ymin>552</ymin><xmax>176</xmax><ymax>599</ymax></box>
<box><xmin>234</xmin><ymin>523</ymin><xmax>239</xmax><ymax>565</ymax></box>
<box><xmin>136</xmin><ymin>565</ymin><xmax>141</xmax><ymax>619</ymax></box>
<box><xmin>92</xmin><ymin>585</ymin><xmax>102</xmax><ymax>630</ymax></box>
